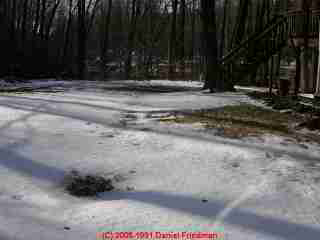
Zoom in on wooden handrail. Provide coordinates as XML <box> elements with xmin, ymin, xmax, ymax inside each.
<box><xmin>220</xmin><ymin>8</ymin><xmax>320</xmax><ymax>85</ymax></box>
<box><xmin>221</xmin><ymin>16</ymin><xmax>288</xmax><ymax>65</ymax></box>
<box><xmin>222</xmin><ymin>11</ymin><xmax>320</xmax><ymax>66</ymax></box>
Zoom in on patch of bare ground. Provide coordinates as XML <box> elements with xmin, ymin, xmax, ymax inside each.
<box><xmin>160</xmin><ymin>104</ymin><xmax>320</xmax><ymax>142</ymax></box>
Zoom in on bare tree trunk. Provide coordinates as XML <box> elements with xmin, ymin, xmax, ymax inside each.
<box><xmin>301</xmin><ymin>0</ymin><xmax>311</xmax><ymax>92</ymax></box>
<box><xmin>39</xmin><ymin>0</ymin><xmax>47</xmax><ymax>39</ymax></box>
<box><xmin>45</xmin><ymin>0</ymin><xmax>60</xmax><ymax>41</ymax></box>
<box><xmin>290</xmin><ymin>37</ymin><xmax>301</xmax><ymax>96</ymax></box>
<box><xmin>33</xmin><ymin>0</ymin><xmax>41</xmax><ymax>37</ymax></box>
<box><xmin>190</xmin><ymin>0</ymin><xmax>196</xmax><ymax>81</ymax></box>
<box><xmin>231</xmin><ymin>0</ymin><xmax>250</xmax><ymax>48</ymax></box>
<box><xmin>168</xmin><ymin>0</ymin><xmax>178</xmax><ymax>80</ymax></box>
<box><xmin>315</xmin><ymin>26</ymin><xmax>320</xmax><ymax>97</ymax></box>
<box><xmin>87</xmin><ymin>0</ymin><xmax>101</xmax><ymax>35</ymax></box>
<box><xmin>124</xmin><ymin>0</ymin><xmax>140</xmax><ymax>79</ymax></box>
<box><xmin>62</xmin><ymin>0</ymin><xmax>73</xmax><ymax>69</ymax></box>
<box><xmin>10</xmin><ymin>0</ymin><xmax>17</xmax><ymax>75</ymax></box>
<box><xmin>178</xmin><ymin>0</ymin><xmax>186</xmax><ymax>79</ymax></box>
<box><xmin>201</xmin><ymin>0</ymin><xmax>221</xmax><ymax>91</ymax></box>
<box><xmin>100</xmin><ymin>0</ymin><xmax>113</xmax><ymax>79</ymax></box>
<box><xmin>219</xmin><ymin>0</ymin><xmax>229</xmax><ymax>58</ymax></box>
<box><xmin>77</xmin><ymin>0</ymin><xmax>87</xmax><ymax>80</ymax></box>
<box><xmin>21</xmin><ymin>0</ymin><xmax>29</xmax><ymax>43</ymax></box>
<box><xmin>269</xmin><ymin>55</ymin><xmax>274</xmax><ymax>96</ymax></box>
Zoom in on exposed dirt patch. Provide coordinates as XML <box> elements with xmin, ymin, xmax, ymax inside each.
<box><xmin>64</xmin><ymin>170</ymin><xmax>114</xmax><ymax>197</ymax></box>
<box><xmin>247</xmin><ymin>92</ymin><xmax>320</xmax><ymax>133</ymax></box>
<box><xmin>160</xmin><ymin>104</ymin><xmax>302</xmax><ymax>138</ymax></box>
<box><xmin>247</xmin><ymin>91</ymin><xmax>320</xmax><ymax>115</ymax></box>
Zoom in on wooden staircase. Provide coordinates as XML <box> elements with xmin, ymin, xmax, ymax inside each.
<box><xmin>220</xmin><ymin>10</ymin><xmax>319</xmax><ymax>87</ymax></box>
<box><xmin>220</xmin><ymin>16</ymin><xmax>290</xmax><ymax>85</ymax></box>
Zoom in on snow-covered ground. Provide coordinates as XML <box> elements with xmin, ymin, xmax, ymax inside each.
<box><xmin>0</xmin><ymin>80</ymin><xmax>320</xmax><ymax>240</ymax></box>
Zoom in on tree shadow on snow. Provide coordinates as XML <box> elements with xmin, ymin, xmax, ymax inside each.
<box><xmin>0</xmin><ymin>96</ymin><xmax>320</xmax><ymax>239</ymax></box>
<box><xmin>0</xmin><ymin>104</ymin><xmax>66</xmax><ymax>182</ymax></box>
<box><xmin>100</xmin><ymin>191</ymin><xmax>320</xmax><ymax>240</ymax></box>
<box><xmin>0</xmin><ymin>96</ymin><xmax>318</xmax><ymax>167</ymax></box>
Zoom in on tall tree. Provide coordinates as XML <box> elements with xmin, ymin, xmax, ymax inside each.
<box><xmin>315</xmin><ymin>17</ymin><xmax>320</xmax><ymax>97</ymax></box>
<box><xmin>219</xmin><ymin>0</ymin><xmax>229</xmax><ymax>58</ymax></box>
<box><xmin>61</xmin><ymin>0</ymin><xmax>74</xmax><ymax>69</ymax></box>
<box><xmin>100</xmin><ymin>0</ymin><xmax>113</xmax><ymax>79</ymax></box>
<box><xmin>178</xmin><ymin>0</ymin><xmax>186</xmax><ymax>79</ymax></box>
<box><xmin>231</xmin><ymin>0</ymin><xmax>251</xmax><ymax>48</ymax></box>
<box><xmin>201</xmin><ymin>0</ymin><xmax>225</xmax><ymax>92</ymax></box>
<box><xmin>168</xmin><ymin>0</ymin><xmax>178</xmax><ymax>79</ymax></box>
<box><xmin>124</xmin><ymin>0</ymin><xmax>140</xmax><ymax>79</ymax></box>
<box><xmin>77</xmin><ymin>0</ymin><xmax>87</xmax><ymax>79</ymax></box>
<box><xmin>39</xmin><ymin>0</ymin><xmax>47</xmax><ymax>39</ymax></box>
<box><xmin>301</xmin><ymin>0</ymin><xmax>311</xmax><ymax>91</ymax></box>
<box><xmin>21</xmin><ymin>0</ymin><xmax>29</xmax><ymax>43</ymax></box>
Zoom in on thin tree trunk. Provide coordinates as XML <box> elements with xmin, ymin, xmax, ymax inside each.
<box><xmin>100</xmin><ymin>0</ymin><xmax>113</xmax><ymax>79</ymax></box>
<box><xmin>45</xmin><ymin>1</ymin><xmax>60</xmax><ymax>41</ymax></box>
<box><xmin>269</xmin><ymin>55</ymin><xmax>274</xmax><ymax>96</ymax></box>
<box><xmin>124</xmin><ymin>0</ymin><xmax>139</xmax><ymax>79</ymax></box>
<box><xmin>231</xmin><ymin>0</ymin><xmax>250</xmax><ymax>48</ymax></box>
<box><xmin>219</xmin><ymin>0</ymin><xmax>229</xmax><ymax>58</ymax></box>
<box><xmin>290</xmin><ymin>37</ymin><xmax>301</xmax><ymax>96</ymax></box>
<box><xmin>10</xmin><ymin>0</ymin><xmax>17</xmax><ymax>75</ymax></box>
<box><xmin>315</xmin><ymin>26</ymin><xmax>320</xmax><ymax>97</ymax></box>
<box><xmin>190</xmin><ymin>0</ymin><xmax>196</xmax><ymax>81</ymax></box>
<box><xmin>61</xmin><ymin>0</ymin><xmax>73</xmax><ymax>70</ymax></box>
<box><xmin>21</xmin><ymin>0</ymin><xmax>29</xmax><ymax>43</ymax></box>
<box><xmin>301</xmin><ymin>0</ymin><xmax>310</xmax><ymax>92</ymax></box>
<box><xmin>39</xmin><ymin>0</ymin><xmax>47</xmax><ymax>39</ymax></box>
<box><xmin>178</xmin><ymin>0</ymin><xmax>186</xmax><ymax>79</ymax></box>
<box><xmin>77</xmin><ymin>0</ymin><xmax>87</xmax><ymax>79</ymax></box>
<box><xmin>168</xmin><ymin>0</ymin><xmax>178</xmax><ymax>80</ymax></box>
<box><xmin>295</xmin><ymin>51</ymin><xmax>301</xmax><ymax>95</ymax></box>
<box><xmin>33</xmin><ymin>0</ymin><xmax>41</xmax><ymax>37</ymax></box>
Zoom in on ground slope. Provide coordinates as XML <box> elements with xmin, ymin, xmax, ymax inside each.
<box><xmin>0</xmin><ymin>80</ymin><xmax>319</xmax><ymax>240</ymax></box>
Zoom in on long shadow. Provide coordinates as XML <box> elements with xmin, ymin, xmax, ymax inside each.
<box><xmin>0</xmin><ymin>145</ymin><xmax>66</xmax><ymax>182</ymax></box>
<box><xmin>100</xmin><ymin>191</ymin><xmax>320</xmax><ymax>240</ymax></box>
<box><xmin>0</xmin><ymin>230</ymin><xmax>17</xmax><ymax>240</ymax></box>
<box><xmin>0</xmin><ymin>200</ymin><xmax>88</xmax><ymax>240</ymax></box>
<box><xmin>0</xmin><ymin>104</ymin><xmax>66</xmax><ymax>182</ymax></box>
<box><xmin>0</xmin><ymin>94</ymin><xmax>234</xmax><ymax>115</ymax></box>
<box><xmin>0</xmin><ymin>90</ymin><xmax>247</xmax><ymax>114</ymax></box>
<box><xmin>0</xmin><ymin>99</ymin><xmax>319</xmax><ymax>165</ymax></box>
<box><xmin>0</xmin><ymin>95</ymin><xmax>133</xmax><ymax>113</ymax></box>
<box><xmin>0</xmin><ymin>94</ymin><xmax>252</xmax><ymax>117</ymax></box>
<box><xmin>0</xmin><ymin>96</ymin><xmax>320</xmax><ymax>239</ymax></box>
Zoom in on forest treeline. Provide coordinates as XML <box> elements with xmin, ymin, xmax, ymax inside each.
<box><xmin>0</xmin><ymin>0</ymin><xmax>300</xmax><ymax>91</ymax></box>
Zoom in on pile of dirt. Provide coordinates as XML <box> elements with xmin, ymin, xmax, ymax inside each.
<box><xmin>65</xmin><ymin>171</ymin><xmax>114</xmax><ymax>197</ymax></box>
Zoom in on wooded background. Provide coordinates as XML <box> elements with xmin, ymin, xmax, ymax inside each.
<box><xmin>0</xmin><ymin>0</ymin><xmax>318</xmax><ymax>93</ymax></box>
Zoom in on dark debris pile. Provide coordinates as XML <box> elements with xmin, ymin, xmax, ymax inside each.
<box><xmin>65</xmin><ymin>171</ymin><xmax>114</xmax><ymax>197</ymax></box>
